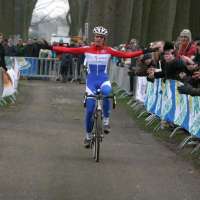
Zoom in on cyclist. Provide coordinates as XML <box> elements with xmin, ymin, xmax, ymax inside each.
<box><xmin>52</xmin><ymin>26</ymin><xmax>156</xmax><ymax>147</ymax></box>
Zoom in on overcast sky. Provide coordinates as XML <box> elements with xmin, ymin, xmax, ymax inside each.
<box><xmin>32</xmin><ymin>0</ymin><xmax>69</xmax><ymax>21</ymax></box>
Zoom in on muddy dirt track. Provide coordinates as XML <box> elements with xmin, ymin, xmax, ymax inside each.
<box><xmin>0</xmin><ymin>80</ymin><xmax>200</xmax><ymax>200</ymax></box>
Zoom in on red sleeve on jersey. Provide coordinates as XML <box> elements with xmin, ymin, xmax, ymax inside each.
<box><xmin>52</xmin><ymin>46</ymin><xmax>88</xmax><ymax>54</ymax></box>
<box><xmin>107</xmin><ymin>47</ymin><xmax>144</xmax><ymax>58</ymax></box>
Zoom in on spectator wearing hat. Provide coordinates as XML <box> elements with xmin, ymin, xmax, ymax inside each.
<box><xmin>177</xmin><ymin>29</ymin><xmax>196</xmax><ymax>59</ymax></box>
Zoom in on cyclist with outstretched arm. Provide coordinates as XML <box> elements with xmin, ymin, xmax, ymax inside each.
<box><xmin>52</xmin><ymin>26</ymin><xmax>156</xmax><ymax>147</ymax></box>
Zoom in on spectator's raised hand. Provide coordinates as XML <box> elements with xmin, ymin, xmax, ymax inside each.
<box><xmin>192</xmin><ymin>71</ymin><xmax>200</xmax><ymax>79</ymax></box>
<box><xmin>179</xmin><ymin>72</ymin><xmax>187</xmax><ymax>80</ymax></box>
<box><xmin>180</xmin><ymin>55</ymin><xmax>194</xmax><ymax>64</ymax></box>
<box><xmin>143</xmin><ymin>47</ymin><xmax>159</xmax><ymax>54</ymax></box>
<box><xmin>187</xmin><ymin>64</ymin><xmax>198</xmax><ymax>71</ymax></box>
<box><xmin>147</xmin><ymin>71</ymin><xmax>155</xmax><ymax>79</ymax></box>
<box><xmin>147</xmin><ymin>67</ymin><xmax>155</xmax><ymax>74</ymax></box>
<box><xmin>178</xmin><ymin>83</ymin><xmax>193</xmax><ymax>95</ymax></box>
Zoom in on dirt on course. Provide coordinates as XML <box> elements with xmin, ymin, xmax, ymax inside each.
<box><xmin>0</xmin><ymin>80</ymin><xmax>200</xmax><ymax>200</ymax></box>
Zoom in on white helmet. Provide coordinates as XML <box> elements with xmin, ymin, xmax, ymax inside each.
<box><xmin>93</xmin><ymin>26</ymin><xmax>108</xmax><ymax>36</ymax></box>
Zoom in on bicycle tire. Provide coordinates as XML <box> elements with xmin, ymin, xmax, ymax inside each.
<box><xmin>94</xmin><ymin>110</ymin><xmax>102</xmax><ymax>162</ymax></box>
<box><xmin>92</xmin><ymin>119</ymin><xmax>97</xmax><ymax>160</ymax></box>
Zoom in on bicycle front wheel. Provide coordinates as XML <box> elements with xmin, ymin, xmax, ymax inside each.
<box><xmin>94</xmin><ymin>110</ymin><xmax>102</xmax><ymax>162</ymax></box>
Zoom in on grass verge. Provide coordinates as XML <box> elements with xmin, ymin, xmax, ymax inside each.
<box><xmin>113</xmin><ymin>85</ymin><xmax>200</xmax><ymax>170</ymax></box>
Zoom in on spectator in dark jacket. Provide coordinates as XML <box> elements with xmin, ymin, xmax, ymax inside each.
<box><xmin>16</xmin><ymin>39</ymin><xmax>25</xmax><ymax>57</ymax></box>
<box><xmin>130</xmin><ymin>41</ymin><xmax>164</xmax><ymax>77</ymax></box>
<box><xmin>4</xmin><ymin>38</ymin><xmax>17</xmax><ymax>56</ymax></box>
<box><xmin>60</xmin><ymin>53</ymin><xmax>73</xmax><ymax>82</ymax></box>
<box><xmin>32</xmin><ymin>38</ymin><xmax>41</xmax><ymax>57</ymax></box>
<box><xmin>193</xmin><ymin>42</ymin><xmax>200</xmax><ymax>66</ymax></box>
<box><xmin>148</xmin><ymin>41</ymin><xmax>191</xmax><ymax>81</ymax></box>
<box><xmin>178</xmin><ymin>71</ymin><xmax>200</xmax><ymax>96</ymax></box>
<box><xmin>24</xmin><ymin>39</ymin><xmax>34</xmax><ymax>57</ymax></box>
<box><xmin>126</xmin><ymin>38</ymin><xmax>140</xmax><ymax>95</ymax></box>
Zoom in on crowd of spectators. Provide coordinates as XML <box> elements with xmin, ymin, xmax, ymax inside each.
<box><xmin>1</xmin><ymin>29</ymin><xmax>200</xmax><ymax>94</ymax></box>
<box><xmin>117</xmin><ymin>29</ymin><xmax>200</xmax><ymax>97</ymax></box>
<box><xmin>0</xmin><ymin>35</ymin><xmax>51</xmax><ymax>58</ymax></box>
<box><xmin>0</xmin><ymin>32</ymin><xmax>86</xmax><ymax>83</ymax></box>
<box><xmin>55</xmin><ymin>39</ymin><xmax>86</xmax><ymax>83</ymax></box>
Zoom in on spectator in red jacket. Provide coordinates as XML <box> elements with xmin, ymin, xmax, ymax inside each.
<box><xmin>177</xmin><ymin>29</ymin><xmax>196</xmax><ymax>59</ymax></box>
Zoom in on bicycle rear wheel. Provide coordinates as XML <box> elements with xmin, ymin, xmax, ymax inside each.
<box><xmin>93</xmin><ymin>110</ymin><xmax>102</xmax><ymax>162</ymax></box>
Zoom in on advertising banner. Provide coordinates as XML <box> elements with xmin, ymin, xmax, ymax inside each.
<box><xmin>145</xmin><ymin>79</ymin><xmax>200</xmax><ymax>137</ymax></box>
<box><xmin>188</xmin><ymin>96</ymin><xmax>200</xmax><ymax>137</ymax></box>
<box><xmin>2</xmin><ymin>57</ymin><xmax>21</xmax><ymax>98</ymax></box>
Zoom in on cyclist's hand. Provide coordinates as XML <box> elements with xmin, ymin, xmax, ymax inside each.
<box><xmin>48</xmin><ymin>45</ymin><xmax>53</xmax><ymax>50</ymax></box>
<box><xmin>44</xmin><ymin>43</ymin><xmax>53</xmax><ymax>50</ymax></box>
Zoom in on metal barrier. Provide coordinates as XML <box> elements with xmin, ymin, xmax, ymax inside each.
<box><xmin>71</xmin><ymin>57</ymin><xmax>79</xmax><ymax>82</ymax></box>
<box><xmin>15</xmin><ymin>57</ymin><xmax>61</xmax><ymax>80</ymax></box>
<box><xmin>5</xmin><ymin>56</ymin><xmax>86</xmax><ymax>82</ymax></box>
<box><xmin>71</xmin><ymin>57</ymin><xmax>86</xmax><ymax>83</ymax></box>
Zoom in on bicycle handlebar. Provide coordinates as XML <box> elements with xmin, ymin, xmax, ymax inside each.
<box><xmin>83</xmin><ymin>93</ymin><xmax>117</xmax><ymax>109</ymax></box>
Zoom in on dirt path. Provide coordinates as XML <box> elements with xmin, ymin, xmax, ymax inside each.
<box><xmin>0</xmin><ymin>80</ymin><xmax>199</xmax><ymax>200</ymax></box>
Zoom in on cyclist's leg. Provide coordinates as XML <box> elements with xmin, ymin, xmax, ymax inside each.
<box><xmin>101</xmin><ymin>80</ymin><xmax>112</xmax><ymax>117</ymax></box>
<box><xmin>101</xmin><ymin>80</ymin><xmax>112</xmax><ymax>133</ymax></box>
<box><xmin>85</xmin><ymin>97</ymin><xmax>95</xmax><ymax>137</ymax></box>
<box><xmin>85</xmin><ymin>79</ymin><xmax>96</xmax><ymax>140</ymax></box>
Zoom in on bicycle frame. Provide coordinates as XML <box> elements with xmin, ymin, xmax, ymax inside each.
<box><xmin>84</xmin><ymin>90</ymin><xmax>116</xmax><ymax>162</ymax></box>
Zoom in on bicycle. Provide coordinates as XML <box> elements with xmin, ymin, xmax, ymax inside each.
<box><xmin>84</xmin><ymin>89</ymin><xmax>116</xmax><ymax>162</ymax></box>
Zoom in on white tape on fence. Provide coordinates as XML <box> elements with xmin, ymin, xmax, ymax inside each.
<box><xmin>119</xmin><ymin>66</ymin><xmax>130</xmax><ymax>93</ymax></box>
<box><xmin>110</xmin><ymin>61</ymin><xmax>147</xmax><ymax>99</ymax></box>
<box><xmin>135</xmin><ymin>77</ymin><xmax>147</xmax><ymax>103</ymax></box>
<box><xmin>110</xmin><ymin>61</ymin><xmax>130</xmax><ymax>93</ymax></box>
